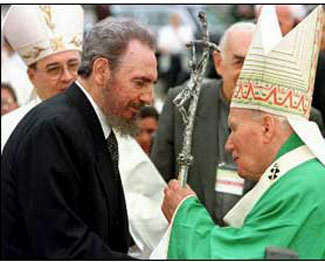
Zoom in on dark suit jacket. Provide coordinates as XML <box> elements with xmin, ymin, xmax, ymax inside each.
<box><xmin>1</xmin><ymin>83</ymin><xmax>132</xmax><ymax>259</ymax></box>
<box><xmin>312</xmin><ymin>52</ymin><xmax>325</xmax><ymax>131</ymax></box>
<box><xmin>151</xmin><ymin>79</ymin><xmax>255</xmax><ymax>225</ymax></box>
<box><xmin>310</xmin><ymin>107</ymin><xmax>325</xmax><ymax>137</ymax></box>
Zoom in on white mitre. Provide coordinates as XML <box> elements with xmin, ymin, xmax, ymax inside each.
<box><xmin>3</xmin><ymin>5</ymin><xmax>84</xmax><ymax>66</ymax></box>
<box><xmin>231</xmin><ymin>5</ymin><xmax>325</xmax><ymax>165</ymax></box>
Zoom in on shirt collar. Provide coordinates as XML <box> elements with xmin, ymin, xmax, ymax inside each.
<box><xmin>75</xmin><ymin>81</ymin><xmax>111</xmax><ymax>139</ymax></box>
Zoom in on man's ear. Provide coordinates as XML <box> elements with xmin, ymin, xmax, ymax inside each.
<box><xmin>92</xmin><ymin>57</ymin><xmax>110</xmax><ymax>86</ymax></box>
<box><xmin>27</xmin><ymin>67</ymin><xmax>36</xmax><ymax>85</ymax></box>
<box><xmin>213</xmin><ymin>50</ymin><xmax>223</xmax><ymax>76</ymax></box>
<box><xmin>261</xmin><ymin>114</ymin><xmax>276</xmax><ymax>144</ymax></box>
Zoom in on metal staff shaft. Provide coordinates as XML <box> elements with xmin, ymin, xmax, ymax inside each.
<box><xmin>173</xmin><ymin>11</ymin><xmax>220</xmax><ymax>187</ymax></box>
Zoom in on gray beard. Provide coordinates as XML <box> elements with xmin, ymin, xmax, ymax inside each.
<box><xmin>99</xmin><ymin>77</ymin><xmax>139</xmax><ymax>138</ymax></box>
<box><xmin>104</xmin><ymin>112</ymin><xmax>139</xmax><ymax>138</ymax></box>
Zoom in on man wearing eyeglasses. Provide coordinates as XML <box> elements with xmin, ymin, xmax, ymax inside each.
<box><xmin>1</xmin><ymin>5</ymin><xmax>83</xmax><ymax>152</ymax></box>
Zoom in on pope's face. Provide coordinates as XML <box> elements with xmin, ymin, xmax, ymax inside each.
<box><xmin>28</xmin><ymin>50</ymin><xmax>81</xmax><ymax>100</ymax></box>
<box><xmin>225</xmin><ymin>108</ymin><xmax>268</xmax><ymax>180</ymax></box>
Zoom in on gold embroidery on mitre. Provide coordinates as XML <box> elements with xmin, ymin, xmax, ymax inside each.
<box><xmin>39</xmin><ymin>5</ymin><xmax>55</xmax><ymax>31</ymax></box>
<box><xmin>70</xmin><ymin>36</ymin><xmax>82</xmax><ymax>48</ymax></box>
<box><xmin>22</xmin><ymin>46</ymin><xmax>47</xmax><ymax>60</ymax></box>
<box><xmin>51</xmin><ymin>35</ymin><xmax>65</xmax><ymax>51</ymax></box>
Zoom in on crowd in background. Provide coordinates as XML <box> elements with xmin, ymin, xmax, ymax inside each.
<box><xmin>1</xmin><ymin>4</ymin><xmax>324</xmax><ymax>161</ymax></box>
<box><xmin>2</xmin><ymin>4</ymin><xmax>324</xmax><ymax>123</ymax></box>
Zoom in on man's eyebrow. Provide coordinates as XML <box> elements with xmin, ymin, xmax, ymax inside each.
<box><xmin>233</xmin><ymin>54</ymin><xmax>245</xmax><ymax>61</ymax></box>
<box><xmin>67</xmin><ymin>58</ymin><xmax>80</xmax><ymax>63</ymax></box>
<box><xmin>133</xmin><ymin>76</ymin><xmax>157</xmax><ymax>84</ymax></box>
<box><xmin>46</xmin><ymin>62</ymin><xmax>60</xmax><ymax>69</ymax></box>
<box><xmin>46</xmin><ymin>59</ymin><xmax>80</xmax><ymax>68</ymax></box>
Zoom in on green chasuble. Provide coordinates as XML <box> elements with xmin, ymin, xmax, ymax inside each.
<box><xmin>168</xmin><ymin>134</ymin><xmax>325</xmax><ymax>259</ymax></box>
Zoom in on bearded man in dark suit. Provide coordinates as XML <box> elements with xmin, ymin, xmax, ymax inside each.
<box><xmin>1</xmin><ymin>18</ymin><xmax>157</xmax><ymax>259</ymax></box>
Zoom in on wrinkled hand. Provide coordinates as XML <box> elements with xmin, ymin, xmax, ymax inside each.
<box><xmin>162</xmin><ymin>179</ymin><xmax>196</xmax><ymax>223</ymax></box>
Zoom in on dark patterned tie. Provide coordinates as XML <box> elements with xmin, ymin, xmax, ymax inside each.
<box><xmin>106</xmin><ymin>131</ymin><xmax>120</xmax><ymax>179</ymax></box>
<box><xmin>106</xmin><ymin>131</ymin><xmax>134</xmax><ymax>247</ymax></box>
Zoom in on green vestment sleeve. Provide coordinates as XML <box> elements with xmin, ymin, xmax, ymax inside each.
<box><xmin>168</xmin><ymin>158</ymin><xmax>325</xmax><ymax>259</ymax></box>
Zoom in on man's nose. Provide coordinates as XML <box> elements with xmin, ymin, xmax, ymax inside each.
<box><xmin>225</xmin><ymin>136</ymin><xmax>233</xmax><ymax>153</ymax></box>
<box><xmin>60</xmin><ymin>67</ymin><xmax>75</xmax><ymax>82</ymax></box>
<box><xmin>140</xmin><ymin>87</ymin><xmax>153</xmax><ymax>106</ymax></box>
<box><xmin>142</xmin><ymin>131</ymin><xmax>152</xmax><ymax>143</ymax></box>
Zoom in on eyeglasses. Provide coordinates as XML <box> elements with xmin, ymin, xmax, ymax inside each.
<box><xmin>35</xmin><ymin>60</ymin><xmax>81</xmax><ymax>79</ymax></box>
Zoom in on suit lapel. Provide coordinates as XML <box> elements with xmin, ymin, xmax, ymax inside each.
<box><xmin>65</xmin><ymin>83</ymin><xmax>113</xmax><ymax>210</ymax></box>
<box><xmin>195</xmin><ymin>82</ymin><xmax>220</xmax><ymax>211</ymax></box>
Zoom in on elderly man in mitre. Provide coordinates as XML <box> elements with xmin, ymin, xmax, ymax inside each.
<box><xmin>156</xmin><ymin>5</ymin><xmax>325</xmax><ymax>259</ymax></box>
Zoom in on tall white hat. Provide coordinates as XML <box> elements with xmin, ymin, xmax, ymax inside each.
<box><xmin>231</xmin><ymin>5</ymin><xmax>325</xmax><ymax>165</ymax></box>
<box><xmin>3</xmin><ymin>5</ymin><xmax>84</xmax><ymax>66</ymax></box>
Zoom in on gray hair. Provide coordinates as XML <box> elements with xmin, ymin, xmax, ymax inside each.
<box><xmin>219</xmin><ymin>22</ymin><xmax>256</xmax><ymax>55</ymax></box>
<box><xmin>249</xmin><ymin>109</ymin><xmax>291</xmax><ymax>132</ymax></box>
<box><xmin>79</xmin><ymin>17</ymin><xmax>156</xmax><ymax>77</ymax></box>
